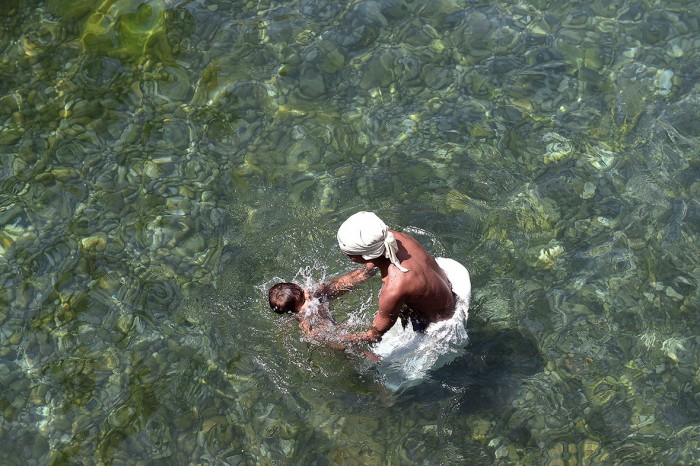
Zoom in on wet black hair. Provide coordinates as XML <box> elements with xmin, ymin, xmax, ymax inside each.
<box><xmin>268</xmin><ymin>282</ymin><xmax>304</xmax><ymax>314</ymax></box>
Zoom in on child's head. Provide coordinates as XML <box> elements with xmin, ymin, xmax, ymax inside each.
<box><xmin>268</xmin><ymin>282</ymin><xmax>305</xmax><ymax>314</ymax></box>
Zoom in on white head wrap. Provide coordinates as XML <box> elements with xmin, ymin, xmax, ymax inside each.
<box><xmin>337</xmin><ymin>211</ymin><xmax>409</xmax><ymax>272</ymax></box>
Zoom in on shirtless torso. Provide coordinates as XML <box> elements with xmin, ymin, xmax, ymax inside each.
<box><xmin>295</xmin><ymin>288</ymin><xmax>380</xmax><ymax>361</ymax></box>
<box><xmin>297</xmin><ymin>291</ymin><xmax>335</xmax><ymax>340</ymax></box>
<box><xmin>336</xmin><ymin>229</ymin><xmax>455</xmax><ymax>345</ymax></box>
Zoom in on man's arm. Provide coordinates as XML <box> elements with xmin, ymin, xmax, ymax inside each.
<box><xmin>304</xmin><ymin>326</ymin><xmax>380</xmax><ymax>362</ymax></box>
<box><xmin>314</xmin><ymin>263</ymin><xmax>377</xmax><ymax>300</ymax></box>
<box><xmin>340</xmin><ymin>283</ymin><xmax>403</xmax><ymax>345</ymax></box>
<box><xmin>341</xmin><ymin>328</ymin><xmax>383</xmax><ymax>345</ymax></box>
<box><xmin>300</xmin><ymin>315</ymin><xmax>380</xmax><ymax>356</ymax></box>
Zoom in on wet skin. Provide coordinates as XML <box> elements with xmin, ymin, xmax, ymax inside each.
<box><xmin>336</xmin><ymin>229</ymin><xmax>455</xmax><ymax>345</ymax></box>
<box><xmin>290</xmin><ymin>288</ymin><xmax>380</xmax><ymax>361</ymax></box>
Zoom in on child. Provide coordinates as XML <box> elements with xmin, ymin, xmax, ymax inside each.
<box><xmin>268</xmin><ymin>281</ymin><xmax>379</xmax><ymax>361</ymax></box>
<box><xmin>268</xmin><ymin>282</ymin><xmax>337</xmax><ymax>343</ymax></box>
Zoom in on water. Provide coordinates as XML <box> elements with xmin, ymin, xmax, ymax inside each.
<box><xmin>1</xmin><ymin>0</ymin><xmax>700</xmax><ymax>463</ymax></box>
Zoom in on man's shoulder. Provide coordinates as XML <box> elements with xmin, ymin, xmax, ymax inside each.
<box><xmin>385</xmin><ymin>266</ymin><xmax>423</xmax><ymax>293</ymax></box>
<box><xmin>394</xmin><ymin>230</ymin><xmax>430</xmax><ymax>253</ymax></box>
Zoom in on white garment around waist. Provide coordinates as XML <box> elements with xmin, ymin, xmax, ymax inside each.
<box><xmin>372</xmin><ymin>257</ymin><xmax>471</xmax><ymax>390</ymax></box>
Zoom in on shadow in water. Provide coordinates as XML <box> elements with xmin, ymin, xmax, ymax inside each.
<box><xmin>376</xmin><ymin>318</ymin><xmax>546</xmax><ymax>463</ymax></box>
<box><xmin>397</xmin><ymin>319</ymin><xmax>545</xmax><ymax>414</ymax></box>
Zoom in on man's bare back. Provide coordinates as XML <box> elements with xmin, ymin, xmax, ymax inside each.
<box><xmin>384</xmin><ymin>230</ymin><xmax>455</xmax><ymax>323</ymax></box>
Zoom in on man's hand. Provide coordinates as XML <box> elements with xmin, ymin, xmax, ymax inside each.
<box><xmin>340</xmin><ymin>328</ymin><xmax>383</xmax><ymax>345</ymax></box>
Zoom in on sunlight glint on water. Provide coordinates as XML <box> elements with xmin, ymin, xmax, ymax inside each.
<box><xmin>1</xmin><ymin>0</ymin><xmax>700</xmax><ymax>463</ymax></box>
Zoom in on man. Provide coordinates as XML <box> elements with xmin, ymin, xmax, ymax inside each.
<box><xmin>333</xmin><ymin>211</ymin><xmax>470</xmax><ymax>345</ymax></box>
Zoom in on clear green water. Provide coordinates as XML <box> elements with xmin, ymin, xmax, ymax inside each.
<box><xmin>2</xmin><ymin>0</ymin><xmax>700</xmax><ymax>463</ymax></box>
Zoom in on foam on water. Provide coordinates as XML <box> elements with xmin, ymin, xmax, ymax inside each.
<box><xmin>373</xmin><ymin>258</ymin><xmax>471</xmax><ymax>391</ymax></box>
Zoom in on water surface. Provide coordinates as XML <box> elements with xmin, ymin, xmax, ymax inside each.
<box><xmin>2</xmin><ymin>0</ymin><xmax>700</xmax><ymax>464</ymax></box>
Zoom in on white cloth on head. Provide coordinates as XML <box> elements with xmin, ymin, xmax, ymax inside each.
<box><xmin>337</xmin><ymin>211</ymin><xmax>409</xmax><ymax>272</ymax></box>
